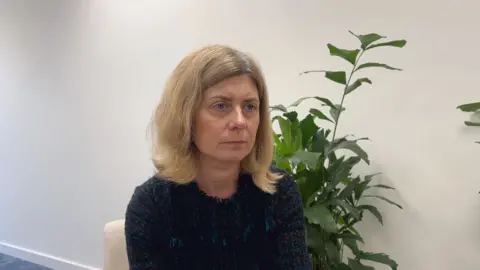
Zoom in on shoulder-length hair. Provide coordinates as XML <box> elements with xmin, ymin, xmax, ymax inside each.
<box><xmin>148</xmin><ymin>44</ymin><xmax>282</xmax><ymax>193</ymax></box>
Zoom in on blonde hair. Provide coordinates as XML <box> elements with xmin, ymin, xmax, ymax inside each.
<box><xmin>149</xmin><ymin>44</ymin><xmax>282</xmax><ymax>193</ymax></box>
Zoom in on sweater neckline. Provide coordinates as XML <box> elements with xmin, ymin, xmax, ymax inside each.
<box><xmin>191</xmin><ymin>172</ymin><xmax>252</xmax><ymax>205</ymax></box>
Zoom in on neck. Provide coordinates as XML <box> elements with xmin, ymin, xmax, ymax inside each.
<box><xmin>195</xmin><ymin>156</ymin><xmax>240</xmax><ymax>199</ymax></box>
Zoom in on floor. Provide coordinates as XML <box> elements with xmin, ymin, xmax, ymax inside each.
<box><xmin>0</xmin><ymin>253</ymin><xmax>52</xmax><ymax>270</ymax></box>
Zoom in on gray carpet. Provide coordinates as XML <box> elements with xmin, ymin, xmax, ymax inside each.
<box><xmin>0</xmin><ymin>253</ymin><xmax>52</xmax><ymax>270</ymax></box>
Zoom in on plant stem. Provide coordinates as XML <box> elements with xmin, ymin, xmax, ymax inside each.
<box><xmin>331</xmin><ymin>50</ymin><xmax>365</xmax><ymax>265</ymax></box>
<box><xmin>339</xmin><ymin>242</ymin><xmax>344</xmax><ymax>263</ymax></box>
<box><xmin>331</xmin><ymin>50</ymin><xmax>365</xmax><ymax>141</ymax></box>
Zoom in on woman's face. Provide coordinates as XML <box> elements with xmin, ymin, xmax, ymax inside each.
<box><xmin>194</xmin><ymin>75</ymin><xmax>260</xmax><ymax>164</ymax></box>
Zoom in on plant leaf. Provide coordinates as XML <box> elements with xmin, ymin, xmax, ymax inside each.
<box><xmin>343</xmin><ymin>237</ymin><xmax>361</xmax><ymax>257</ymax></box>
<box><xmin>326</xmin><ymin>71</ymin><xmax>347</xmax><ymax>85</ymax></box>
<box><xmin>290</xmin><ymin>150</ymin><xmax>322</xmax><ymax>168</ymax></box>
<box><xmin>296</xmin><ymin>169</ymin><xmax>326</xmax><ymax>206</ymax></box>
<box><xmin>272</xmin><ymin>116</ymin><xmax>293</xmax><ymax>154</ymax></box>
<box><xmin>337</xmin><ymin>178</ymin><xmax>359</xmax><ymax>199</ymax></box>
<box><xmin>363</xmin><ymin>195</ymin><xmax>403</xmax><ymax>209</ymax></box>
<box><xmin>283</xmin><ymin>111</ymin><xmax>298</xmax><ymax>122</ymax></box>
<box><xmin>272</xmin><ymin>114</ymin><xmax>302</xmax><ymax>155</ymax></box>
<box><xmin>301</xmin><ymin>70</ymin><xmax>347</xmax><ymax>85</ymax></box>
<box><xmin>334</xmin><ymin>231</ymin><xmax>364</xmax><ymax>244</ymax></box>
<box><xmin>348</xmin><ymin>258</ymin><xmax>375</xmax><ymax>270</ymax></box>
<box><xmin>365</xmin><ymin>173</ymin><xmax>381</xmax><ymax>181</ymax></box>
<box><xmin>304</xmin><ymin>204</ymin><xmax>338</xmax><ymax>233</ymax></box>
<box><xmin>328</xmin><ymin>156</ymin><xmax>362</xmax><ymax>189</ymax></box>
<box><xmin>332</xmin><ymin>199</ymin><xmax>362</xmax><ymax>220</ymax></box>
<box><xmin>354</xmin><ymin>181</ymin><xmax>369</xmax><ymax>201</ymax></box>
<box><xmin>342</xmin><ymin>141</ymin><xmax>370</xmax><ymax>164</ymax></box>
<box><xmin>358</xmin><ymin>205</ymin><xmax>383</xmax><ymax>225</ymax></box>
<box><xmin>276</xmin><ymin>96</ymin><xmax>337</xmax><ymax>110</ymax></box>
<box><xmin>345</xmin><ymin>78</ymin><xmax>372</xmax><ymax>95</ymax></box>
<box><xmin>290</xmin><ymin>118</ymin><xmax>303</xmax><ymax>151</ymax></box>
<box><xmin>330</xmin><ymin>137</ymin><xmax>370</xmax><ymax>164</ymax></box>
<box><xmin>359</xmin><ymin>252</ymin><xmax>398</xmax><ymax>270</ymax></box>
<box><xmin>289</xmin><ymin>97</ymin><xmax>312</xmax><ymax>107</ymax></box>
<box><xmin>465</xmin><ymin>121</ymin><xmax>480</xmax><ymax>126</ymax></box>
<box><xmin>369</xmin><ymin>184</ymin><xmax>395</xmax><ymax>190</ymax></box>
<box><xmin>333</xmin><ymin>263</ymin><xmax>351</xmax><ymax>270</ymax></box>
<box><xmin>353</xmin><ymin>173</ymin><xmax>380</xmax><ymax>200</ymax></box>
<box><xmin>313</xmin><ymin>96</ymin><xmax>336</xmax><ymax>108</ymax></box>
<box><xmin>349</xmin><ymin>31</ymin><xmax>385</xmax><ymax>50</ymax></box>
<box><xmin>330</xmin><ymin>104</ymin><xmax>346</xmax><ymax>122</ymax></box>
<box><xmin>311</xmin><ymin>129</ymin><xmax>331</xmax><ymax>153</ymax></box>
<box><xmin>367</xmin><ymin>40</ymin><xmax>407</xmax><ymax>50</ymax></box>
<box><xmin>270</xmin><ymin>104</ymin><xmax>288</xmax><ymax>113</ymax></box>
<box><xmin>305</xmin><ymin>224</ymin><xmax>325</xmax><ymax>254</ymax></box>
<box><xmin>356</xmin><ymin>62</ymin><xmax>402</xmax><ymax>72</ymax></box>
<box><xmin>326</xmin><ymin>241</ymin><xmax>341</xmax><ymax>264</ymax></box>
<box><xmin>274</xmin><ymin>157</ymin><xmax>291</xmax><ymax>172</ymax></box>
<box><xmin>299</xmin><ymin>114</ymin><xmax>319</xmax><ymax>149</ymax></box>
<box><xmin>457</xmin><ymin>102</ymin><xmax>480</xmax><ymax>112</ymax></box>
<box><xmin>312</xmin><ymin>128</ymin><xmax>328</xmax><ymax>154</ymax></box>
<box><xmin>310</xmin><ymin>108</ymin><xmax>334</xmax><ymax>123</ymax></box>
<box><xmin>327</xmin><ymin>44</ymin><xmax>360</xmax><ymax>65</ymax></box>
<box><xmin>270</xmin><ymin>96</ymin><xmax>336</xmax><ymax>115</ymax></box>
<box><xmin>272</xmin><ymin>116</ymin><xmax>291</xmax><ymax>139</ymax></box>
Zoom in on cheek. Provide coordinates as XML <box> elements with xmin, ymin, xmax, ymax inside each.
<box><xmin>248</xmin><ymin>117</ymin><xmax>260</xmax><ymax>137</ymax></box>
<box><xmin>194</xmin><ymin>113</ymin><xmax>222</xmax><ymax>144</ymax></box>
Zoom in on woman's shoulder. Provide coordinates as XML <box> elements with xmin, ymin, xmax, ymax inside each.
<box><xmin>136</xmin><ymin>174</ymin><xmax>173</xmax><ymax>196</ymax></box>
<box><xmin>124</xmin><ymin>176</ymin><xmax>175</xmax><ymax>250</ymax></box>
<box><xmin>268</xmin><ymin>166</ymin><xmax>304</xmax><ymax>226</ymax></box>
<box><xmin>137</xmin><ymin>174</ymin><xmax>173</xmax><ymax>195</ymax></box>
<box><xmin>126</xmin><ymin>175</ymin><xmax>174</xmax><ymax>214</ymax></box>
<box><xmin>269</xmin><ymin>165</ymin><xmax>298</xmax><ymax>197</ymax></box>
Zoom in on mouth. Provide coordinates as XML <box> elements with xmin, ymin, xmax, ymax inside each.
<box><xmin>223</xmin><ymin>141</ymin><xmax>247</xmax><ymax>145</ymax></box>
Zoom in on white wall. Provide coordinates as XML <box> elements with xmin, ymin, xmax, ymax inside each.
<box><xmin>0</xmin><ymin>0</ymin><xmax>479</xmax><ymax>269</ymax></box>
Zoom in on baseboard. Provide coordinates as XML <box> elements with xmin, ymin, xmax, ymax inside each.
<box><xmin>0</xmin><ymin>241</ymin><xmax>100</xmax><ymax>270</ymax></box>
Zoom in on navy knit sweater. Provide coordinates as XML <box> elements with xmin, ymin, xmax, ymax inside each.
<box><xmin>124</xmin><ymin>169</ymin><xmax>311</xmax><ymax>269</ymax></box>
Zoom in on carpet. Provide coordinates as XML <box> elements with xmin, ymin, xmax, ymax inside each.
<box><xmin>0</xmin><ymin>253</ymin><xmax>52</xmax><ymax>270</ymax></box>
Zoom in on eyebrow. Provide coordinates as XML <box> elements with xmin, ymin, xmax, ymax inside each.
<box><xmin>208</xmin><ymin>95</ymin><xmax>259</xmax><ymax>102</ymax></box>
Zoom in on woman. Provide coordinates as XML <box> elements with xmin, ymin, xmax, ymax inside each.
<box><xmin>125</xmin><ymin>44</ymin><xmax>311</xmax><ymax>269</ymax></box>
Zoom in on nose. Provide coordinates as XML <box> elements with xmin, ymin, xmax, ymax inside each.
<box><xmin>229</xmin><ymin>106</ymin><xmax>247</xmax><ymax>129</ymax></box>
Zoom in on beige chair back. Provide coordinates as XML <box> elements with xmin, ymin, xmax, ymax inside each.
<box><xmin>104</xmin><ymin>219</ymin><xmax>128</xmax><ymax>270</ymax></box>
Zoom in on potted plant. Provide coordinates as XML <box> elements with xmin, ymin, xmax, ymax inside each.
<box><xmin>271</xmin><ymin>31</ymin><xmax>406</xmax><ymax>270</ymax></box>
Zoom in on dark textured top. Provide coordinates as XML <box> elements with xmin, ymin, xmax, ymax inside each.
<box><xmin>124</xmin><ymin>168</ymin><xmax>311</xmax><ymax>269</ymax></box>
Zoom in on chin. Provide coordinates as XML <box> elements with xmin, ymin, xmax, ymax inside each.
<box><xmin>218</xmin><ymin>155</ymin><xmax>247</xmax><ymax>162</ymax></box>
<box><xmin>216</xmin><ymin>151</ymin><xmax>249</xmax><ymax>162</ymax></box>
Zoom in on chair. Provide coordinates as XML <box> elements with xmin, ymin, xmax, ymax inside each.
<box><xmin>103</xmin><ymin>219</ymin><xmax>128</xmax><ymax>270</ymax></box>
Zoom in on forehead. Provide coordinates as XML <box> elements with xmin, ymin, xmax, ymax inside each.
<box><xmin>204</xmin><ymin>75</ymin><xmax>259</xmax><ymax>99</ymax></box>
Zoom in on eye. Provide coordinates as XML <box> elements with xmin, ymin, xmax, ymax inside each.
<box><xmin>214</xmin><ymin>102</ymin><xmax>229</xmax><ymax>110</ymax></box>
<box><xmin>245</xmin><ymin>103</ymin><xmax>257</xmax><ymax>111</ymax></box>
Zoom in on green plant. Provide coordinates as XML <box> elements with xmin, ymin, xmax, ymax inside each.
<box><xmin>271</xmin><ymin>31</ymin><xmax>406</xmax><ymax>270</ymax></box>
<box><xmin>457</xmin><ymin>101</ymin><xmax>480</xmax><ymax>144</ymax></box>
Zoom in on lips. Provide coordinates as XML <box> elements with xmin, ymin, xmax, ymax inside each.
<box><xmin>223</xmin><ymin>141</ymin><xmax>247</xmax><ymax>144</ymax></box>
